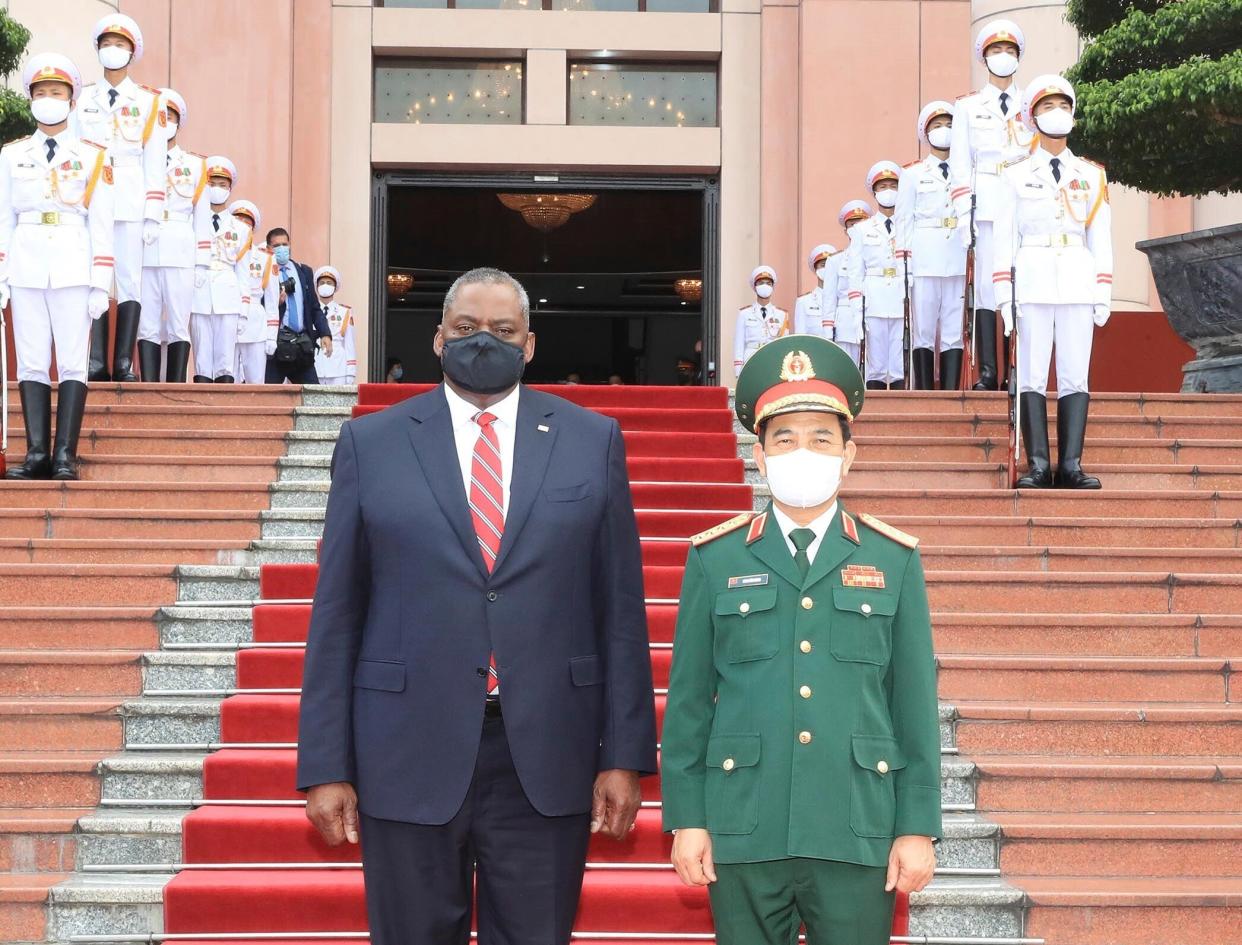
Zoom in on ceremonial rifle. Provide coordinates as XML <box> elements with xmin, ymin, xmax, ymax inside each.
<box><xmin>902</xmin><ymin>250</ymin><xmax>912</xmax><ymax>389</ymax></box>
<box><xmin>1006</xmin><ymin>262</ymin><xmax>1020</xmax><ymax>489</ymax></box>
<box><xmin>960</xmin><ymin>184</ymin><xmax>978</xmax><ymax>390</ymax></box>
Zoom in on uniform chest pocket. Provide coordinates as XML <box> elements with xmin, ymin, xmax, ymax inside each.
<box><xmin>849</xmin><ymin>733</ymin><xmax>907</xmax><ymax>838</ymax></box>
<box><xmin>545</xmin><ymin>482</ymin><xmax>591</xmax><ymax>503</ymax></box>
<box><xmin>714</xmin><ymin>587</ymin><xmax>779</xmax><ymax>663</ymax></box>
<box><xmin>830</xmin><ymin>587</ymin><xmax>896</xmax><ymax>665</ymax></box>
<box><xmin>705</xmin><ymin>733</ymin><xmax>761</xmax><ymax>835</ymax></box>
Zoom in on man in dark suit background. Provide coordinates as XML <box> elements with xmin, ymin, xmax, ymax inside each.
<box><xmin>265</xmin><ymin>227</ymin><xmax>332</xmax><ymax>383</ymax></box>
<box><xmin>296</xmin><ymin>267</ymin><xmax>659</xmax><ymax>944</ymax></box>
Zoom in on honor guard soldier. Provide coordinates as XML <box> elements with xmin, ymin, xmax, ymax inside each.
<box><xmin>72</xmin><ymin>13</ymin><xmax>167</xmax><ymax>383</ymax></box>
<box><xmin>312</xmin><ymin>266</ymin><xmax>357</xmax><ymax>385</ymax></box>
<box><xmin>663</xmin><ymin>334</ymin><xmax>941</xmax><ymax>945</ymax></box>
<box><xmin>138</xmin><ymin>88</ymin><xmax>206</xmax><ymax>383</ymax></box>
<box><xmin>949</xmin><ymin>19</ymin><xmax>1034</xmax><ymax>391</ymax></box>
<box><xmin>834</xmin><ymin>200</ymin><xmax>871</xmax><ymax>367</ymax></box>
<box><xmin>993</xmin><ymin>75</ymin><xmax>1112</xmax><ymax>490</ymax></box>
<box><xmin>228</xmin><ymin>200</ymin><xmax>278</xmax><ymax>385</ymax></box>
<box><xmin>1</xmin><ymin>54</ymin><xmax>115</xmax><ymax>480</ymax></box>
<box><xmin>847</xmin><ymin>162</ymin><xmax>906</xmax><ymax>389</ymax></box>
<box><xmin>896</xmin><ymin>101</ymin><xmax>968</xmax><ymax>390</ymax></box>
<box><xmin>794</xmin><ymin>244</ymin><xmax>837</xmax><ymax>339</ymax></box>
<box><xmin>733</xmin><ymin>265</ymin><xmax>788</xmax><ymax>376</ymax></box>
<box><xmin>190</xmin><ymin>157</ymin><xmax>250</xmax><ymax>383</ymax></box>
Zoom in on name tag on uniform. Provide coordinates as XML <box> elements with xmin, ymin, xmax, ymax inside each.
<box><xmin>83</xmin><ymin>107</ymin><xmax>100</xmax><ymax>113</ymax></box>
<box><xmin>1024</xmin><ymin>182</ymin><xmax>1046</xmax><ymax>190</ymax></box>
<box><xmin>16</xmin><ymin>162</ymin><xmax>34</xmax><ymax>169</ymax></box>
<box><xmin>728</xmin><ymin>573</ymin><xmax>769</xmax><ymax>589</ymax></box>
<box><xmin>842</xmin><ymin>565</ymin><xmax>885</xmax><ymax>589</ymax></box>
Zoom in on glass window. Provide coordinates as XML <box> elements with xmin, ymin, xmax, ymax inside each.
<box><xmin>549</xmin><ymin>0</ymin><xmax>638</xmax><ymax>9</ymax></box>
<box><xmin>374</xmin><ymin>59</ymin><xmax>523</xmax><ymax>124</ymax></box>
<box><xmin>568</xmin><ymin>62</ymin><xmax>717</xmax><ymax>126</ymax></box>
<box><xmin>377</xmin><ymin>1</ymin><xmax>540</xmax><ymax>8</ymax></box>
<box><xmin>645</xmin><ymin>0</ymin><xmax>712</xmax><ymax>9</ymax></box>
<box><xmin>376</xmin><ymin>0</ymin><xmax>713</xmax><ymax>8</ymax></box>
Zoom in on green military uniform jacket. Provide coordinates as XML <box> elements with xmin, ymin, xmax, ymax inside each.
<box><xmin>661</xmin><ymin>502</ymin><xmax>942</xmax><ymax>868</ymax></box>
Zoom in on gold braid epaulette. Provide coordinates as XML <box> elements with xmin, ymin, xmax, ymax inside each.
<box><xmin>857</xmin><ymin>512</ymin><xmax>919</xmax><ymax>549</ymax></box>
<box><xmin>690</xmin><ymin>512</ymin><xmax>755</xmax><ymax>547</ymax></box>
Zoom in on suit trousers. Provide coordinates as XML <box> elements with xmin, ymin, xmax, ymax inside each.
<box><xmin>139</xmin><ymin>266</ymin><xmax>193</xmax><ymax>344</ymax></box>
<box><xmin>265</xmin><ymin>354</ymin><xmax>320</xmax><ymax>385</ymax></box>
<box><xmin>358</xmin><ymin>715</ymin><xmax>592</xmax><ymax>945</ymax></box>
<box><xmin>709</xmin><ymin>858</ymin><xmax>894</xmax><ymax>945</ymax></box>
<box><xmin>912</xmin><ymin>275</ymin><xmax>965</xmax><ymax>351</ymax></box>
<box><xmin>11</xmin><ymin>286</ymin><xmax>91</xmax><ymax>385</ymax></box>
<box><xmin>1017</xmin><ymin>303</ymin><xmax>1093</xmax><ymax>397</ymax></box>
<box><xmin>235</xmin><ymin>342</ymin><xmax>268</xmax><ymax>385</ymax></box>
<box><xmin>864</xmin><ymin>317</ymin><xmax>905</xmax><ymax>384</ymax></box>
<box><xmin>190</xmin><ymin>312</ymin><xmax>238</xmax><ymax>379</ymax></box>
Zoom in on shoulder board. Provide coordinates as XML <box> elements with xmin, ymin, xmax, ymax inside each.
<box><xmin>80</xmin><ymin>139</ymin><xmax>106</xmax><ymax>151</ymax></box>
<box><xmin>260</xmin><ymin>247</ymin><xmax>274</xmax><ymax>256</ymax></box>
<box><xmin>8</xmin><ymin>135</ymin><xmax>30</xmax><ymax>145</ymax></box>
<box><xmin>955</xmin><ymin>89</ymin><xmax>979</xmax><ymax>101</ymax></box>
<box><xmin>138</xmin><ymin>84</ymin><xmax>161</xmax><ymax>96</ymax></box>
<box><xmin>902</xmin><ymin>159</ymin><xmax>919</xmax><ymax>169</ymax></box>
<box><xmin>690</xmin><ymin>512</ymin><xmax>755</xmax><ymax>548</ymax></box>
<box><xmin>1002</xmin><ymin>155</ymin><xmax>1030</xmax><ymax>169</ymax></box>
<box><xmin>186</xmin><ymin>150</ymin><xmax>207</xmax><ymax>159</ymax></box>
<box><xmin>857</xmin><ymin>512</ymin><xmax>919</xmax><ymax>549</ymax></box>
<box><xmin>1082</xmin><ymin>157</ymin><xmax>1107</xmax><ymax>175</ymax></box>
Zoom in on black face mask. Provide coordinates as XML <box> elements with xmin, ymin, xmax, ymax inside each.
<box><xmin>441</xmin><ymin>332</ymin><xmax>527</xmax><ymax>395</ymax></box>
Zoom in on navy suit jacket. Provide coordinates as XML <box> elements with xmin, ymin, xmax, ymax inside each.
<box><xmin>295</xmin><ymin>384</ymin><xmax>659</xmax><ymax>823</ymax></box>
<box><xmin>278</xmin><ymin>259</ymin><xmax>331</xmax><ymax>340</ymax></box>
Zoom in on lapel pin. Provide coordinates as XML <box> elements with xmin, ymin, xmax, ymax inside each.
<box><xmin>537</xmin><ymin>424</ymin><xmax>550</xmax><ymax>433</ymax></box>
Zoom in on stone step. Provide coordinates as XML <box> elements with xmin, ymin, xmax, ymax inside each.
<box><xmin>0</xmin><ymin>807</ymin><xmax>88</xmax><ymax>873</ymax></box>
<box><xmin>856</xmin><ymin>515</ymin><xmax>1242</xmax><ymax>550</ymax></box>
<box><xmin>122</xmin><ymin>699</ymin><xmax>220</xmax><ymax>749</ymax></box>
<box><xmin>0</xmin><ymin>608</ymin><xmax>158</xmax><ymax>651</ymax></box>
<box><xmin>0</xmin><ymin>508</ymin><xmax>262</xmax><ymax>542</ymax></box>
<box><xmin>45</xmin><ymin>870</ymin><xmax>167</xmax><ymax>942</ymax></box>
<box><xmin>0</xmin><ymin>565</ymin><xmax>178</xmax><ymax>607</ymax></box>
<box><xmin>284</xmin><ymin>431</ymin><xmax>343</xmax><ymax>456</ymax></box>
<box><xmin>176</xmin><ymin>567</ymin><xmax>261</xmax><ymax>604</ymax></box>
<box><xmin>0</xmin><ymin>873</ymin><xmax>68</xmax><ymax>943</ymax></box>
<box><xmin>0</xmin><ymin>699</ymin><xmax>123</xmax><ymax>752</ymax></box>
<box><xmin>3</xmin><ymin>382</ymin><xmax>306</xmax><ymax>408</ymax></box>
<box><xmin>68</xmin><ymin>455</ymin><xmax>279</xmax><ymax>484</ymax></box>
<box><xmin>0</xmin><ymin>482</ymin><xmax>272</xmax><ymax>511</ymax></box>
<box><xmin>0</xmin><ymin>539</ymin><xmax>261</xmax><ymax>566</ymax></box>
<box><xmin>100</xmin><ymin>753</ymin><xmax>206</xmax><ymax>803</ymax></box>
<box><xmin>7</xmin><ymin>403</ymin><xmax>296</xmax><ymax>432</ymax></box>
<box><xmin>0</xmin><ymin>752</ymin><xmax>105</xmax><ymax>807</ymax></box>
<box><xmin>933</xmin><ymin>613</ymin><xmax>1242</xmax><ymax>658</ymax></box>
<box><xmin>0</xmin><ymin>652</ymin><xmax>143</xmax><ymax>698</ymax></box>
<box><xmin>74</xmin><ymin>428</ymin><xmax>289</xmax><ymax>458</ymax></box>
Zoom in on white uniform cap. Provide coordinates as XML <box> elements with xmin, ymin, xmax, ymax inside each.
<box><xmin>227</xmin><ymin>200</ymin><xmax>261</xmax><ymax>232</ymax></box>
<box><xmin>160</xmin><ymin>88</ymin><xmax>187</xmax><ymax>126</ymax></box>
<box><xmin>917</xmin><ymin>100</ymin><xmax>955</xmax><ymax>146</ymax></box>
<box><xmin>1023</xmin><ymin>74</ymin><xmax>1076</xmax><ymax>129</ymax></box>
<box><xmin>750</xmin><ymin>265</ymin><xmax>777</xmax><ymax>286</ymax></box>
<box><xmin>314</xmin><ymin>266</ymin><xmax>341</xmax><ymax>287</ymax></box>
<box><xmin>974</xmin><ymin>19</ymin><xmax>1025</xmax><ymax>62</ymax></box>
<box><xmin>866</xmin><ymin>161</ymin><xmax>902</xmax><ymax>191</ymax></box>
<box><xmin>205</xmin><ymin>156</ymin><xmax>238</xmax><ymax>185</ymax></box>
<box><xmin>807</xmin><ymin>244</ymin><xmax>838</xmax><ymax>270</ymax></box>
<box><xmin>93</xmin><ymin>13</ymin><xmax>145</xmax><ymax>63</ymax></box>
<box><xmin>22</xmin><ymin>53</ymin><xmax>82</xmax><ymax>100</ymax></box>
<box><xmin>838</xmin><ymin>200</ymin><xmax>871</xmax><ymax>228</ymax></box>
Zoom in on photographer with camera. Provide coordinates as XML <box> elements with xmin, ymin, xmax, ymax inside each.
<box><xmin>263</xmin><ymin>227</ymin><xmax>331</xmax><ymax>384</ymax></box>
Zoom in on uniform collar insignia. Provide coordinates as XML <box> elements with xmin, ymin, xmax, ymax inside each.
<box><xmin>746</xmin><ymin>512</ymin><xmax>767</xmax><ymax>545</ymax></box>
<box><xmin>842</xmin><ymin>511</ymin><xmax>860</xmax><ymax>545</ymax></box>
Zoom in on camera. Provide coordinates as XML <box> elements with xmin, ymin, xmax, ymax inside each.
<box><xmin>280</xmin><ymin>276</ymin><xmax>297</xmax><ymax>296</ymax></box>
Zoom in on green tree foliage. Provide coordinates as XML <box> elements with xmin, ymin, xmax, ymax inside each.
<box><xmin>0</xmin><ymin>10</ymin><xmax>34</xmax><ymax>145</ymax></box>
<box><xmin>1064</xmin><ymin>0</ymin><xmax>1242</xmax><ymax>196</ymax></box>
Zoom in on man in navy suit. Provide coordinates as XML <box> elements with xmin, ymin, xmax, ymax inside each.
<box><xmin>264</xmin><ymin>227</ymin><xmax>332</xmax><ymax>384</ymax></box>
<box><xmin>296</xmin><ymin>267</ymin><xmax>659</xmax><ymax>945</ymax></box>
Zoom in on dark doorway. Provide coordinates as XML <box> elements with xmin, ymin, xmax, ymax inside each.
<box><xmin>373</xmin><ymin>175</ymin><xmax>716</xmax><ymax>385</ymax></box>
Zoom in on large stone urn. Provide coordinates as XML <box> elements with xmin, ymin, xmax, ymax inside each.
<box><xmin>1138</xmin><ymin>223</ymin><xmax>1242</xmax><ymax>392</ymax></box>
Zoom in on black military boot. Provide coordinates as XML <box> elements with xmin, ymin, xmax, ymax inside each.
<box><xmin>214</xmin><ymin>374</ymin><xmax>235</xmax><ymax>384</ymax></box>
<box><xmin>1056</xmin><ymin>392</ymin><xmax>1101</xmax><ymax>489</ymax></box>
<box><xmin>193</xmin><ymin>374</ymin><xmax>213</xmax><ymax>384</ymax></box>
<box><xmin>166</xmin><ymin>342</ymin><xmax>191</xmax><ymax>384</ymax></box>
<box><xmin>865</xmin><ymin>380</ymin><xmax>886</xmax><ymax>391</ymax></box>
<box><xmin>5</xmin><ymin>382</ymin><xmax>53</xmax><ymax>480</ymax></box>
<box><xmin>912</xmin><ymin>348</ymin><xmax>935</xmax><ymax>390</ymax></box>
<box><xmin>138</xmin><ymin>341</ymin><xmax>163</xmax><ymax>383</ymax></box>
<box><xmin>50</xmin><ymin>380</ymin><xmax>88</xmax><ymax>481</ymax></box>
<box><xmin>88</xmin><ymin>311</ymin><xmax>111</xmax><ymax>382</ymax></box>
<box><xmin>939</xmin><ymin>348</ymin><xmax>964</xmax><ymax>391</ymax></box>
<box><xmin>112</xmin><ymin>301</ymin><xmax>141</xmax><ymax>382</ymax></box>
<box><xmin>1016</xmin><ymin>392</ymin><xmax>1053</xmax><ymax>489</ymax></box>
<box><xmin>972</xmin><ymin>309</ymin><xmax>998</xmax><ymax>391</ymax></box>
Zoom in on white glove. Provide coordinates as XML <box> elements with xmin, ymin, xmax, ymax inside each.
<box><xmin>997</xmin><ymin>302</ymin><xmax>1015</xmax><ymax>337</ymax></box>
<box><xmin>265</xmin><ymin>340</ymin><xmax>276</xmax><ymax>357</ymax></box>
<box><xmin>87</xmin><ymin>289</ymin><xmax>110</xmax><ymax>320</ymax></box>
<box><xmin>959</xmin><ymin>218</ymin><xmax>974</xmax><ymax>250</ymax></box>
<box><xmin>0</xmin><ymin>282</ymin><xmax>9</xmax><ymax>310</ymax></box>
<box><xmin>142</xmin><ymin>219</ymin><xmax>160</xmax><ymax>245</ymax></box>
<box><xmin>1093</xmin><ymin>304</ymin><xmax>1111</xmax><ymax>327</ymax></box>
<box><xmin>194</xmin><ymin>266</ymin><xmax>207</xmax><ymax>289</ymax></box>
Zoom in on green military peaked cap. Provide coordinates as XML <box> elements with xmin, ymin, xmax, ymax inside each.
<box><xmin>734</xmin><ymin>334</ymin><xmax>865</xmax><ymax>434</ymax></box>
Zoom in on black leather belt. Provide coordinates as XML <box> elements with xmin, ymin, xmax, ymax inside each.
<box><xmin>483</xmin><ymin>698</ymin><xmax>503</xmax><ymax>719</ymax></box>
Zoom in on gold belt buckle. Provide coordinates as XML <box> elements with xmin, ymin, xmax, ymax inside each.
<box><xmin>41</xmin><ymin>211</ymin><xmax>59</xmax><ymax>225</ymax></box>
<box><xmin>943</xmin><ymin>216</ymin><xmax>958</xmax><ymax>229</ymax></box>
<box><xmin>883</xmin><ymin>267</ymin><xmax>897</xmax><ymax>278</ymax></box>
<box><xmin>1057</xmin><ymin>233</ymin><xmax>1071</xmax><ymax>247</ymax></box>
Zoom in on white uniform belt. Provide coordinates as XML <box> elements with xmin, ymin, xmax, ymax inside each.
<box><xmin>1022</xmin><ymin>233</ymin><xmax>1086</xmax><ymax>248</ymax></box>
<box><xmin>866</xmin><ymin>266</ymin><xmax>899</xmax><ymax>278</ymax></box>
<box><xmin>162</xmin><ymin>210</ymin><xmax>192</xmax><ymax>222</ymax></box>
<box><xmin>110</xmin><ymin>154</ymin><xmax>141</xmax><ymax>167</ymax></box>
<box><xmin>916</xmin><ymin>216</ymin><xmax>958</xmax><ymax>229</ymax></box>
<box><xmin>17</xmin><ymin>210</ymin><xmax>86</xmax><ymax>226</ymax></box>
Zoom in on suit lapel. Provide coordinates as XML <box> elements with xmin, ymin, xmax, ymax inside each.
<box><xmin>406</xmin><ymin>386</ymin><xmax>488</xmax><ymax>579</ymax></box>
<box><xmin>492</xmin><ymin>389</ymin><xmax>557</xmax><ymax>574</ymax></box>
<box><xmin>804</xmin><ymin>506</ymin><xmax>858</xmax><ymax>591</ymax></box>
<box><xmin>748</xmin><ymin>507</ymin><xmax>802</xmax><ymax>590</ymax></box>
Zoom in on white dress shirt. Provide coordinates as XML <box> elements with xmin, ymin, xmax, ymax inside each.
<box><xmin>770</xmin><ymin>502</ymin><xmax>839</xmax><ymax>564</ymax></box>
<box><xmin>444</xmin><ymin>381</ymin><xmax>520</xmax><ymax>518</ymax></box>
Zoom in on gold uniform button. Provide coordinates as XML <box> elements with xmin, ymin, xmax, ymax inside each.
<box><xmin>860</xmin><ymin>602</ymin><xmax>873</xmax><ymax>615</ymax></box>
<box><xmin>739</xmin><ymin>602</ymin><xmax>751</xmax><ymax>614</ymax></box>
<box><xmin>799</xmin><ymin>685</ymin><xmax>812</xmax><ymax>699</ymax></box>
<box><xmin>799</xmin><ymin>731</ymin><xmax>812</xmax><ymax>745</ymax></box>
<box><xmin>877</xmin><ymin>760</ymin><xmax>889</xmax><ymax>774</ymax></box>
<box><xmin>722</xmin><ymin>758</ymin><xmax>735</xmax><ymax>772</ymax></box>
<box><xmin>800</xmin><ymin>640</ymin><xmax>812</xmax><ymax>654</ymax></box>
<box><xmin>801</xmin><ymin>597</ymin><xmax>814</xmax><ymax>610</ymax></box>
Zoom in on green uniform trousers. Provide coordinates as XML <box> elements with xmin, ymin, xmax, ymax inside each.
<box><xmin>709</xmin><ymin>857</ymin><xmax>894</xmax><ymax>945</ymax></box>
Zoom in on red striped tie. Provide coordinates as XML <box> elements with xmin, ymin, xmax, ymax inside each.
<box><xmin>468</xmin><ymin>411</ymin><xmax>504</xmax><ymax>693</ymax></box>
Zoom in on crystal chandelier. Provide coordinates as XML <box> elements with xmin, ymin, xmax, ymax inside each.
<box><xmin>673</xmin><ymin>278</ymin><xmax>703</xmax><ymax>303</ymax></box>
<box><xmin>497</xmin><ymin>193</ymin><xmax>597</xmax><ymax>233</ymax></box>
<box><xmin>386</xmin><ymin>271</ymin><xmax>414</xmax><ymax>300</ymax></box>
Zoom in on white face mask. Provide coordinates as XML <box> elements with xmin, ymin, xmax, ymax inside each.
<box><xmin>317</xmin><ymin>283</ymin><xmax>335</xmax><ymax>299</ymax></box>
<box><xmin>763</xmin><ymin>449</ymin><xmax>844</xmax><ymax>509</ymax></box>
<box><xmin>985</xmin><ymin>52</ymin><xmax>1019</xmax><ymax>78</ymax></box>
<box><xmin>31</xmin><ymin>98</ymin><xmax>71</xmax><ymax>126</ymax></box>
<box><xmin>208</xmin><ymin>185</ymin><xmax>230</xmax><ymax>205</ymax></box>
<box><xmin>755</xmin><ymin>283</ymin><xmax>774</xmax><ymax>300</ymax></box>
<box><xmin>927</xmin><ymin>126</ymin><xmax>952</xmax><ymax>150</ymax></box>
<box><xmin>166</xmin><ymin>119</ymin><xmax>179</xmax><ymax>136</ymax></box>
<box><xmin>98</xmin><ymin>46</ymin><xmax>132</xmax><ymax>71</ymax></box>
<box><xmin>1035</xmin><ymin>108</ymin><xmax>1074</xmax><ymax>137</ymax></box>
<box><xmin>874</xmin><ymin>189</ymin><xmax>897</xmax><ymax>209</ymax></box>
<box><xmin>815</xmin><ymin>264</ymin><xmax>827</xmax><ymax>282</ymax></box>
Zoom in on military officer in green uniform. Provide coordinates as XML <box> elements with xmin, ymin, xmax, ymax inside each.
<box><xmin>662</xmin><ymin>334</ymin><xmax>941</xmax><ymax>944</ymax></box>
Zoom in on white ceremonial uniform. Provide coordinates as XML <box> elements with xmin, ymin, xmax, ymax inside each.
<box><xmin>992</xmin><ymin>148</ymin><xmax>1112</xmax><ymax>397</ymax></box>
<box><xmin>139</xmin><ymin>145</ymin><xmax>209</xmax><ymax>344</ymax></box>
<box><xmin>896</xmin><ymin>154</ymin><xmax>968</xmax><ymax>351</ymax></box>
<box><xmin>793</xmin><ymin>287</ymin><xmax>832</xmax><ymax>339</ymax></box>
<box><xmin>71</xmin><ymin>77</ymin><xmax>166</xmax><ymax>303</ymax></box>
<box><xmin>235</xmin><ymin>247</ymin><xmax>278</xmax><ymax>384</ymax></box>
<box><xmin>0</xmin><ymin>132</ymin><xmax>114</xmax><ymax>384</ymax></box>
<box><xmin>732</xmin><ymin>302</ymin><xmax>788</xmax><ymax>374</ymax></box>
<box><xmin>190</xmin><ymin>209</ymin><xmax>251</xmax><ymax>380</ymax></box>
<box><xmin>949</xmin><ymin>83</ymin><xmax>1034</xmax><ymax>310</ymax></box>
<box><xmin>846</xmin><ymin>213</ymin><xmax>905</xmax><ymax>383</ymax></box>
<box><xmin>831</xmin><ymin>250</ymin><xmax>861</xmax><ymax>364</ymax></box>
<box><xmin>315</xmin><ymin>300</ymin><xmax>357</xmax><ymax>385</ymax></box>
